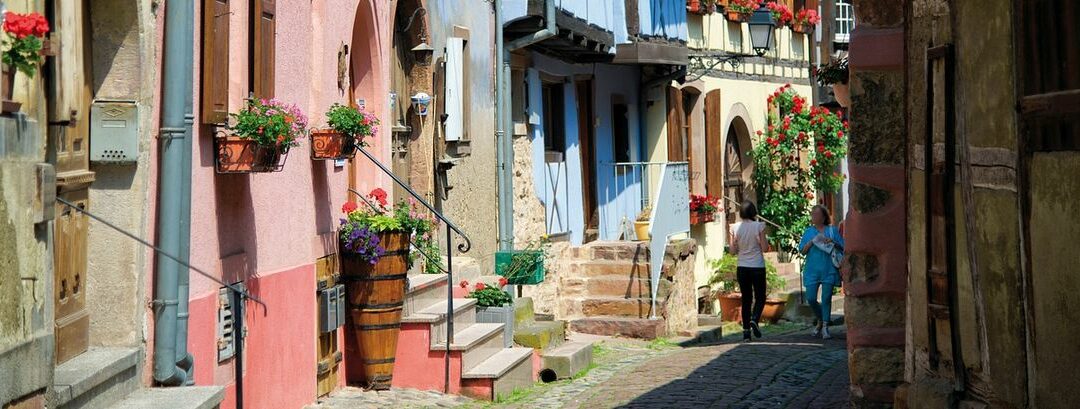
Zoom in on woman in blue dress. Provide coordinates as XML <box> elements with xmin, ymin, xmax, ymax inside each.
<box><xmin>798</xmin><ymin>205</ymin><xmax>844</xmax><ymax>340</ymax></box>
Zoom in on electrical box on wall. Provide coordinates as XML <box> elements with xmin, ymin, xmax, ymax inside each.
<box><xmin>90</xmin><ymin>100</ymin><xmax>138</xmax><ymax>164</ymax></box>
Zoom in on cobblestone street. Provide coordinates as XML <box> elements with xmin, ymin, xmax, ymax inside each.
<box><xmin>309</xmin><ymin>325</ymin><xmax>850</xmax><ymax>409</ymax></box>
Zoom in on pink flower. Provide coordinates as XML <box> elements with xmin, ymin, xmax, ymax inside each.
<box><xmin>474</xmin><ymin>282</ymin><xmax>486</xmax><ymax>291</ymax></box>
<box><xmin>459</xmin><ymin>280</ymin><xmax>469</xmax><ymax>289</ymax></box>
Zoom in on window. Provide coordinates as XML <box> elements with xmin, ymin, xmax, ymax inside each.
<box><xmin>612</xmin><ymin>100</ymin><xmax>631</xmax><ymax>163</ymax></box>
<box><xmin>834</xmin><ymin>0</ymin><xmax>854</xmax><ymax>44</ymax></box>
<box><xmin>1019</xmin><ymin>0</ymin><xmax>1080</xmax><ymax>151</ymax></box>
<box><xmin>542</xmin><ymin>82</ymin><xmax>566</xmax><ymax>154</ymax></box>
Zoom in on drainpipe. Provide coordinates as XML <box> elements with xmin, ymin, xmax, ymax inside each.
<box><xmin>154</xmin><ymin>0</ymin><xmax>194</xmax><ymax>386</ymax></box>
<box><xmin>496</xmin><ymin>0</ymin><xmax>557</xmax><ymax>251</ymax></box>
<box><xmin>175</xmin><ymin>0</ymin><xmax>196</xmax><ymax>383</ymax></box>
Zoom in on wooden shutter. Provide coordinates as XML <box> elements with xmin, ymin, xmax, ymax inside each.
<box><xmin>666</xmin><ymin>86</ymin><xmax>685</xmax><ymax>161</ymax></box>
<box><xmin>253</xmin><ymin>0</ymin><xmax>276</xmax><ymax>99</ymax></box>
<box><xmin>201</xmin><ymin>0</ymin><xmax>230</xmax><ymax>124</ymax></box>
<box><xmin>704</xmin><ymin>90</ymin><xmax>723</xmax><ymax>197</ymax></box>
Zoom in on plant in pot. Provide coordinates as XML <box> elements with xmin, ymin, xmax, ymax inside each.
<box><xmin>765</xmin><ymin>2</ymin><xmax>793</xmax><ymax>27</ymax></box>
<box><xmin>814</xmin><ymin>57</ymin><xmax>849</xmax><ymax>107</ymax></box>
<box><xmin>495</xmin><ymin>235</ymin><xmax>550</xmax><ymax>285</ymax></box>
<box><xmin>760</xmin><ymin>262</ymin><xmax>788</xmax><ymax>323</ymax></box>
<box><xmin>338</xmin><ymin>188</ymin><xmax>435</xmax><ymax>389</ymax></box>
<box><xmin>687</xmin><ymin>0</ymin><xmax>717</xmax><ymax>15</ymax></box>
<box><xmin>634</xmin><ymin>206</ymin><xmax>652</xmax><ymax>241</ymax></box>
<box><xmin>725</xmin><ymin>0</ymin><xmax>758</xmax><ymax>22</ymax></box>
<box><xmin>791</xmin><ymin>8</ymin><xmax>820</xmax><ymax>34</ymax></box>
<box><xmin>689</xmin><ymin>194</ymin><xmax>720</xmax><ymax>225</ymax></box>
<box><xmin>2</xmin><ymin>11</ymin><xmax>49</xmax><ymax>114</ymax></box>
<box><xmin>462</xmin><ymin>278</ymin><xmax>515</xmax><ymax>347</ymax></box>
<box><xmin>311</xmin><ymin>103</ymin><xmax>379</xmax><ymax>160</ymax></box>
<box><xmin>708</xmin><ymin>254</ymin><xmax>786</xmax><ymax>323</ymax></box>
<box><xmin>219</xmin><ymin>98</ymin><xmax>308</xmax><ymax>173</ymax></box>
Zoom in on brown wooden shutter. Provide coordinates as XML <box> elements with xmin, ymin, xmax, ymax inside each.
<box><xmin>201</xmin><ymin>0</ymin><xmax>230</xmax><ymax>124</ymax></box>
<box><xmin>253</xmin><ymin>0</ymin><xmax>276</xmax><ymax>99</ymax></box>
<box><xmin>704</xmin><ymin>90</ymin><xmax>723</xmax><ymax>197</ymax></box>
<box><xmin>666</xmin><ymin>86</ymin><xmax>685</xmax><ymax>162</ymax></box>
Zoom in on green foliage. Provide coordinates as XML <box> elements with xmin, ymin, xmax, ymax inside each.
<box><xmin>325</xmin><ymin>103</ymin><xmax>378</xmax><ymax>146</ymax></box>
<box><xmin>229</xmin><ymin>98</ymin><xmax>308</xmax><ymax>148</ymax></box>
<box><xmin>2</xmin><ymin>34</ymin><xmax>42</xmax><ymax>77</ymax></box>
<box><xmin>647</xmin><ymin>337</ymin><xmax>679</xmax><ymax>350</ymax></box>
<box><xmin>467</xmin><ymin>284</ymin><xmax>512</xmax><ymax>307</ymax></box>
<box><xmin>814</xmin><ymin>57</ymin><xmax>849</xmax><ymax>86</ymax></box>
<box><xmin>750</xmin><ymin>85</ymin><xmax>848</xmax><ymax>253</ymax></box>
<box><xmin>707</xmin><ymin>254</ymin><xmax>785</xmax><ymax>297</ymax></box>
<box><xmin>340</xmin><ymin>189</ymin><xmax>441</xmax><ymax>269</ymax></box>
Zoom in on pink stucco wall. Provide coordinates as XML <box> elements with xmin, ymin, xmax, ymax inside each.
<box><xmin>146</xmin><ymin>1</ymin><xmax>396</xmax><ymax>407</ymax></box>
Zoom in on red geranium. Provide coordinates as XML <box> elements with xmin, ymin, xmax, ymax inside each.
<box><xmin>498</xmin><ymin>277</ymin><xmax>509</xmax><ymax>287</ymax></box>
<box><xmin>474</xmin><ymin>282</ymin><xmax>486</xmax><ymax>291</ymax></box>
<box><xmin>459</xmin><ymin>280</ymin><xmax>469</xmax><ymax>289</ymax></box>
<box><xmin>368</xmin><ymin>188</ymin><xmax>388</xmax><ymax>207</ymax></box>
<box><xmin>341</xmin><ymin>201</ymin><xmax>358</xmax><ymax>214</ymax></box>
<box><xmin>3</xmin><ymin>12</ymin><xmax>49</xmax><ymax>39</ymax></box>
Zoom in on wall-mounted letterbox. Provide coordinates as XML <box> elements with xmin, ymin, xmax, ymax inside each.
<box><xmin>318</xmin><ymin>284</ymin><xmax>346</xmax><ymax>333</ymax></box>
<box><xmin>90</xmin><ymin>100</ymin><xmax>138</xmax><ymax>164</ymax></box>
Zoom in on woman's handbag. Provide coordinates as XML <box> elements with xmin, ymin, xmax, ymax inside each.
<box><xmin>828</xmin><ymin>227</ymin><xmax>844</xmax><ymax>269</ymax></box>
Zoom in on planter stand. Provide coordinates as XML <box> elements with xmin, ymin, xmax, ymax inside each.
<box><xmin>690</xmin><ymin>212</ymin><xmax>715</xmax><ymax>225</ymax></box>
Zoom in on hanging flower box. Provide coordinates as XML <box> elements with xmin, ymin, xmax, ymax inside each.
<box><xmin>217</xmin><ymin>98</ymin><xmax>307</xmax><ymax>173</ymax></box>
<box><xmin>215</xmin><ymin>136</ymin><xmax>290</xmax><ymax>173</ymax></box>
<box><xmin>311</xmin><ymin>103</ymin><xmax>379</xmax><ymax>161</ymax></box>
<box><xmin>791</xmin><ymin>9</ymin><xmax>820</xmax><ymax>34</ymax></box>
<box><xmin>725</xmin><ymin>0</ymin><xmax>756</xmax><ymax>22</ymax></box>
<box><xmin>690</xmin><ymin>212</ymin><xmax>716</xmax><ymax>225</ymax></box>
<box><xmin>495</xmin><ymin>250</ymin><xmax>545</xmax><ymax>285</ymax></box>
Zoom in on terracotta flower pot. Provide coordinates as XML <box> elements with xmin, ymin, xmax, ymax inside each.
<box><xmin>688</xmin><ymin>0</ymin><xmax>704</xmax><ymax>14</ymax></box>
<box><xmin>634</xmin><ymin>221</ymin><xmax>651</xmax><ymax>241</ymax></box>
<box><xmin>832</xmin><ymin>83</ymin><xmax>851</xmax><ymax>108</ymax></box>
<box><xmin>2</xmin><ymin>64</ymin><xmax>21</xmax><ymax>114</ymax></box>
<box><xmin>726</xmin><ymin>11</ymin><xmax>751</xmax><ymax>22</ymax></box>
<box><xmin>760</xmin><ymin>298</ymin><xmax>787</xmax><ymax>323</ymax></box>
<box><xmin>792</xmin><ymin>23</ymin><xmax>813</xmax><ymax>34</ymax></box>
<box><xmin>717</xmin><ymin>292</ymin><xmax>742</xmax><ymax>322</ymax></box>
<box><xmin>310</xmin><ymin>129</ymin><xmax>357</xmax><ymax>160</ymax></box>
<box><xmin>216</xmin><ymin>136</ymin><xmax>287</xmax><ymax>173</ymax></box>
<box><xmin>690</xmin><ymin>212</ymin><xmax>715</xmax><ymax>225</ymax></box>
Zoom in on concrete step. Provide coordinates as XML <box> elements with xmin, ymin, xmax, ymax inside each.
<box><xmin>52</xmin><ymin>347</ymin><xmax>140</xmax><ymax>409</ymax></box>
<box><xmin>461</xmin><ymin>325</ymin><xmax>510</xmax><ymax>373</ymax></box>
<box><xmin>514</xmin><ymin>320</ymin><xmax>566</xmax><ymax>350</ymax></box>
<box><xmin>697</xmin><ymin>314</ymin><xmax>725</xmax><ymax>327</ymax></box>
<box><xmin>573</xmin><ymin>296</ymin><xmax>663</xmax><ymax>319</ymax></box>
<box><xmin>540</xmin><ymin>341</ymin><xmax>593</xmax><ymax>380</ymax></box>
<box><xmin>108</xmin><ymin>386</ymin><xmax>225</xmax><ymax>409</ymax></box>
<box><xmin>569</xmin><ymin>317</ymin><xmax>666</xmax><ymax>339</ymax></box>
<box><xmin>460</xmin><ymin>348</ymin><xmax>535</xmax><ymax>401</ymax></box>
<box><xmin>405</xmin><ymin>298</ymin><xmax>478</xmax><ymax>347</ymax></box>
<box><xmin>452</xmin><ymin>257</ymin><xmax>483</xmax><ymax>285</ymax></box>
<box><xmin>432</xmin><ymin>323</ymin><xmax>504</xmax><ymax>351</ymax></box>
<box><xmin>462</xmin><ymin>347</ymin><xmax>533</xmax><ymax>379</ymax></box>
<box><xmin>404</xmin><ymin>273</ymin><xmax>449</xmax><ymax>316</ymax></box>
<box><xmin>677</xmin><ymin>324</ymin><xmax>724</xmax><ymax>345</ymax></box>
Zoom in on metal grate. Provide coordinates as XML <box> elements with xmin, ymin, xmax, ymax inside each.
<box><xmin>834</xmin><ymin>0</ymin><xmax>854</xmax><ymax>43</ymax></box>
<box><xmin>217</xmin><ymin>286</ymin><xmax>240</xmax><ymax>362</ymax></box>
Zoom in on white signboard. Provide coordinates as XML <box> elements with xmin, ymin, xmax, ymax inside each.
<box><xmin>648</xmin><ymin>162</ymin><xmax>690</xmax><ymax>318</ymax></box>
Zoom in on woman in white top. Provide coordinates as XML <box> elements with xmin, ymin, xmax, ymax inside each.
<box><xmin>729</xmin><ymin>201</ymin><xmax>769</xmax><ymax>341</ymax></box>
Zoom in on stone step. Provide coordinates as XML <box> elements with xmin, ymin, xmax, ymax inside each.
<box><xmin>404</xmin><ymin>273</ymin><xmax>449</xmax><ymax>316</ymax></box>
<box><xmin>513</xmin><ymin>320</ymin><xmax>566</xmax><ymax>350</ymax></box>
<box><xmin>677</xmin><ymin>324</ymin><xmax>723</xmax><ymax>345</ymax></box>
<box><xmin>513</xmin><ymin>297</ymin><xmax>536</xmax><ymax>325</ymax></box>
<box><xmin>540</xmin><ymin>341</ymin><xmax>593</xmax><ymax>380</ymax></box>
<box><xmin>563</xmin><ymin>275</ymin><xmax>670</xmax><ymax>299</ymax></box>
<box><xmin>461</xmin><ymin>325</ymin><xmax>510</xmax><ymax>373</ymax></box>
<box><xmin>581</xmin><ymin>241</ymin><xmax>651</xmax><ymax>261</ymax></box>
<box><xmin>462</xmin><ymin>347</ymin><xmax>534</xmax><ymax>379</ymax></box>
<box><xmin>569</xmin><ymin>317</ymin><xmax>666</xmax><ymax>339</ymax></box>
<box><xmin>574</xmin><ymin>297</ymin><xmax>664</xmax><ymax>318</ymax></box>
<box><xmin>432</xmin><ymin>323</ymin><xmax>504</xmax><ymax>352</ymax></box>
<box><xmin>405</xmin><ymin>298</ymin><xmax>478</xmax><ymax>347</ymax></box>
<box><xmin>108</xmin><ymin>386</ymin><xmax>225</xmax><ymax>409</ymax></box>
<box><xmin>697</xmin><ymin>314</ymin><xmax>725</xmax><ymax>327</ymax></box>
<box><xmin>52</xmin><ymin>347</ymin><xmax>140</xmax><ymax>409</ymax></box>
<box><xmin>571</xmin><ymin>260</ymin><xmax>651</xmax><ymax>278</ymax></box>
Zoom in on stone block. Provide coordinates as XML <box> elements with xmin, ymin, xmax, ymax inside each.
<box><xmin>541</xmin><ymin>341</ymin><xmax>593</xmax><ymax>379</ymax></box>
<box><xmin>845</xmin><ymin>252</ymin><xmax>881</xmax><ymax>285</ymax></box>
<box><xmin>849</xmin><ymin>347</ymin><xmax>904</xmax><ymax>384</ymax></box>
<box><xmin>581</xmin><ymin>298</ymin><xmax>659</xmax><ymax>318</ymax></box>
<box><xmin>576</xmin><ymin>261</ymin><xmax>650</xmax><ymax>278</ymax></box>
<box><xmin>513</xmin><ymin>321</ymin><xmax>565</xmax><ymax>350</ymax></box>
<box><xmin>584</xmin><ymin>276</ymin><xmax>667</xmax><ymax>299</ymax></box>
<box><xmin>6</xmin><ymin>392</ymin><xmax>45</xmax><ymax>409</ymax></box>
<box><xmin>589</xmin><ymin>242</ymin><xmax>649</xmax><ymax>261</ymax></box>
<box><xmin>568</xmin><ymin>317</ymin><xmax>666</xmax><ymax>339</ymax></box>
<box><xmin>850</xmin><ymin>70</ymin><xmax>905</xmax><ymax>165</ymax></box>
<box><xmin>844</xmin><ymin>295</ymin><xmax>905</xmax><ymax>328</ymax></box>
<box><xmin>561</xmin><ymin>278</ymin><xmax>587</xmax><ymax>296</ymax></box>
<box><xmin>513</xmin><ymin>297</ymin><xmax>535</xmax><ymax>325</ymax></box>
<box><xmin>852</xmin><ymin>182</ymin><xmax>892</xmax><ymax>214</ymax></box>
<box><xmin>853</xmin><ymin>1</ymin><xmax>903</xmax><ymax>28</ymax></box>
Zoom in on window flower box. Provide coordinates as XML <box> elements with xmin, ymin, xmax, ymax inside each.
<box><xmin>311</xmin><ymin>104</ymin><xmax>378</xmax><ymax>161</ymax></box>
<box><xmin>215</xmin><ymin>136</ymin><xmax>290</xmax><ymax>173</ymax></box>
<box><xmin>310</xmin><ymin>129</ymin><xmax>357</xmax><ymax>160</ymax></box>
<box><xmin>690</xmin><ymin>212</ymin><xmax>716</xmax><ymax>225</ymax></box>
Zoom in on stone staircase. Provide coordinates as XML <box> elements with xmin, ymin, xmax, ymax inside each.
<box><xmin>391</xmin><ymin>274</ymin><xmax>535</xmax><ymax>400</ymax></box>
<box><xmin>559</xmin><ymin>240</ymin><xmax>697</xmax><ymax>339</ymax></box>
<box><xmin>510</xmin><ymin>297</ymin><xmax>593</xmax><ymax>381</ymax></box>
<box><xmin>49</xmin><ymin>347</ymin><xmax>224</xmax><ymax>409</ymax></box>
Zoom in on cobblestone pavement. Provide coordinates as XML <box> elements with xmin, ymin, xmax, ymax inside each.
<box><xmin>565</xmin><ymin>328</ymin><xmax>850</xmax><ymax>409</ymax></box>
<box><xmin>307</xmin><ymin>326</ymin><xmax>849</xmax><ymax>409</ymax></box>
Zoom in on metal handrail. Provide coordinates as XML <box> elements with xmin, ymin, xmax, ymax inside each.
<box><xmin>354</xmin><ymin>146</ymin><xmax>472</xmax><ymax>253</ymax></box>
<box><xmin>350</xmin><ymin>146</ymin><xmax>470</xmax><ymax>394</ymax></box>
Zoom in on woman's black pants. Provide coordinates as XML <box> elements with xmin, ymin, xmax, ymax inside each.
<box><xmin>737</xmin><ymin>266</ymin><xmax>767</xmax><ymax>330</ymax></box>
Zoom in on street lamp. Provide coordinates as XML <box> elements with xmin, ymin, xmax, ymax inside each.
<box><xmin>748</xmin><ymin>3</ymin><xmax>774</xmax><ymax>56</ymax></box>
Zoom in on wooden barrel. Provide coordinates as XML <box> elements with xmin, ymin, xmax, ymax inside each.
<box><xmin>341</xmin><ymin>231</ymin><xmax>410</xmax><ymax>390</ymax></box>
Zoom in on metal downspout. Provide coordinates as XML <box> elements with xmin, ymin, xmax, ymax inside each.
<box><xmin>153</xmin><ymin>0</ymin><xmax>194</xmax><ymax>386</ymax></box>
<box><xmin>497</xmin><ymin>0</ymin><xmax>557</xmax><ymax>252</ymax></box>
<box><xmin>175</xmin><ymin>0</ymin><xmax>196</xmax><ymax>382</ymax></box>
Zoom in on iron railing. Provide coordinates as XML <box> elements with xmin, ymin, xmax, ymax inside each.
<box><xmin>602</xmin><ymin>161</ymin><xmax>669</xmax><ymax>240</ymax></box>
<box><xmin>350</xmin><ymin>146</ymin><xmax>471</xmax><ymax>393</ymax></box>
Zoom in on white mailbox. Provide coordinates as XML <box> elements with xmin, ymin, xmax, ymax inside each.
<box><xmin>90</xmin><ymin>100</ymin><xmax>139</xmax><ymax>164</ymax></box>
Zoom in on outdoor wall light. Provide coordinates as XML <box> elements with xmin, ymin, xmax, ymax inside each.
<box><xmin>411</xmin><ymin>41</ymin><xmax>434</xmax><ymax>66</ymax></box>
<box><xmin>748</xmin><ymin>3</ymin><xmax>774</xmax><ymax>56</ymax></box>
<box><xmin>411</xmin><ymin>92</ymin><xmax>432</xmax><ymax>116</ymax></box>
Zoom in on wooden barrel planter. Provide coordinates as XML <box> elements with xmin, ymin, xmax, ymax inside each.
<box><xmin>340</xmin><ymin>231</ymin><xmax>410</xmax><ymax>390</ymax></box>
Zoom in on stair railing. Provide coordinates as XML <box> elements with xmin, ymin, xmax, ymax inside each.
<box><xmin>349</xmin><ymin>146</ymin><xmax>471</xmax><ymax>393</ymax></box>
<box><xmin>56</xmin><ymin>198</ymin><xmax>263</xmax><ymax>408</ymax></box>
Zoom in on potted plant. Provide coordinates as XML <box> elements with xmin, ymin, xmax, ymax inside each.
<box><xmin>311</xmin><ymin>103</ymin><xmax>379</xmax><ymax>160</ymax></box>
<box><xmin>338</xmin><ymin>188</ymin><xmax>436</xmax><ymax>389</ymax></box>
<box><xmin>708</xmin><ymin>254</ymin><xmax>786</xmax><ymax>323</ymax></box>
<box><xmin>687</xmin><ymin>0</ymin><xmax>717</xmax><ymax>15</ymax></box>
<box><xmin>760</xmin><ymin>264</ymin><xmax>788</xmax><ymax>323</ymax></box>
<box><xmin>689</xmin><ymin>194</ymin><xmax>720</xmax><ymax>225</ymax></box>
<box><xmin>634</xmin><ymin>206</ymin><xmax>652</xmax><ymax>241</ymax></box>
<box><xmin>218</xmin><ymin>98</ymin><xmax>308</xmax><ymax>173</ymax></box>
<box><xmin>791</xmin><ymin>8</ymin><xmax>820</xmax><ymax>34</ymax></box>
<box><xmin>463</xmin><ymin>278</ymin><xmax>515</xmax><ymax>347</ymax></box>
<box><xmin>814</xmin><ymin>57</ymin><xmax>849</xmax><ymax>107</ymax></box>
<box><xmin>2</xmin><ymin>11</ymin><xmax>49</xmax><ymax>114</ymax></box>
<box><xmin>495</xmin><ymin>236</ymin><xmax>550</xmax><ymax>285</ymax></box>
<box><xmin>725</xmin><ymin>0</ymin><xmax>757</xmax><ymax>22</ymax></box>
<box><xmin>765</xmin><ymin>2</ymin><xmax>793</xmax><ymax>27</ymax></box>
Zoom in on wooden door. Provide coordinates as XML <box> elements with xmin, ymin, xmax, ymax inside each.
<box><xmin>316</xmin><ymin>255</ymin><xmax>342</xmax><ymax>397</ymax></box>
<box><xmin>723</xmin><ymin>126</ymin><xmax>744</xmax><ymax>226</ymax></box>
<box><xmin>49</xmin><ymin>0</ymin><xmax>94</xmax><ymax>364</ymax></box>
<box><xmin>575</xmin><ymin>80</ymin><xmax>598</xmax><ymax>237</ymax></box>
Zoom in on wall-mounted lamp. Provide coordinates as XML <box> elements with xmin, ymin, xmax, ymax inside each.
<box><xmin>748</xmin><ymin>3</ymin><xmax>775</xmax><ymax>57</ymax></box>
<box><xmin>411</xmin><ymin>92</ymin><xmax>432</xmax><ymax>116</ymax></box>
<box><xmin>411</xmin><ymin>41</ymin><xmax>434</xmax><ymax>66</ymax></box>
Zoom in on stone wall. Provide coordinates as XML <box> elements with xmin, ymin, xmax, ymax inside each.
<box><xmin>842</xmin><ymin>1</ymin><xmax>907</xmax><ymax>407</ymax></box>
<box><xmin>657</xmin><ymin>239</ymin><xmax>697</xmax><ymax>336</ymax></box>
